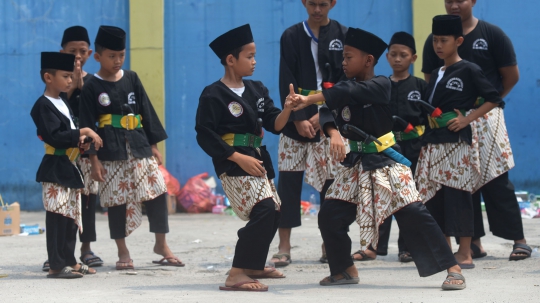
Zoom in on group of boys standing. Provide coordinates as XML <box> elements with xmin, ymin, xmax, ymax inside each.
<box><xmin>33</xmin><ymin>25</ymin><xmax>184</xmax><ymax>279</ymax></box>
<box><xmin>32</xmin><ymin>0</ymin><xmax>531</xmax><ymax>293</ymax></box>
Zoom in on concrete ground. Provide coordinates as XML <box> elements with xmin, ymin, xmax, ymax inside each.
<box><xmin>1</xmin><ymin>210</ymin><xmax>539</xmax><ymax>303</ymax></box>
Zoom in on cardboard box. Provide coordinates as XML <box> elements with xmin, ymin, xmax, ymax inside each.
<box><xmin>167</xmin><ymin>195</ymin><xmax>177</xmax><ymax>215</ymax></box>
<box><xmin>0</xmin><ymin>202</ymin><xmax>20</xmax><ymax>236</ymax></box>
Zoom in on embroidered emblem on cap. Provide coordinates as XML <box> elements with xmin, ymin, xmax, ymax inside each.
<box><xmin>472</xmin><ymin>38</ymin><xmax>488</xmax><ymax>50</ymax></box>
<box><xmin>228</xmin><ymin>101</ymin><xmax>243</xmax><ymax>117</ymax></box>
<box><xmin>446</xmin><ymin>77</ymin><xmax>464</xmax><ymax>92</ymax></box>
<box><xmin>341</xmin><ymin>106</ymin><xmax>351</xmax><ymax>122</ymax></box>
<box><xmin>329</xmin><ymin>39</ymin><xmax>343</xmax><ymax>51</ymax></box>
<box><xmin>98</xmin><ymin>93</ymin><xmax>111</xmax><ymax>106</ymax></box>
<box><xmin>128</xmin><ymin>92</ymin><xmax>136</xmax><ymax>104</ymax></box>
<box><xmin>256</xmin><ymin>97</ymin><xmax>265</xmax><ymax>112</ymax></box>
<box><xmin>407</xmin><ymin>90</ymin><xmax>421</xmax><ymax>101</ymax></box>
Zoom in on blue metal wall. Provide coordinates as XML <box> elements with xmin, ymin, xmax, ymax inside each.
<box><xmin>0</xmin><ymin>0</ymin><xmax>130</xmax><ymax>210</ymax></box>
<box><xmin>164</xmin><ymin>0</ymin><xmax>412</xmax><ymax>201</ymax></box>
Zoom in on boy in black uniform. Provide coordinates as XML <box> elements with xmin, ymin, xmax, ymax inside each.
<box><xmin>31</xmin><ymin>52</ymin><xmax>103</xmax><ymax>278</ymax></box>
<box><xmin>274</xmin><ymin>0</ymin><xmax>347</xmax><ymax>266</ymax></box>
<box><xmin>356</xmin><ymin>32</ymin><xmax>429</xmax><ymax>263</ymax></box>
<box><xmin>79</xmin><ymin>26</ymin><xmax>183</xmax><ymax>270</ymax></box>
<box><xmin>291</xmin><ymin>28</ymin><xmax>465</xmax><ymax>290</ymax></box>
<box><xmin>416</xmin><ymin>15</ymin><xmax>503</xmax><ymax>269</ymax></box>
<box><xmin>43</xmin><ymin>26</ymin><xmax>103</xmax><ymax>272</ymax></box>
<box><xmin>196</xmin><ymin>24</ymin><xmax>293</xmax><ymax>291</ymax></box>
<box><xmin>422</xmin><ymin>0</ymin><xmax>530</xmax><ymax>261</ymax></box>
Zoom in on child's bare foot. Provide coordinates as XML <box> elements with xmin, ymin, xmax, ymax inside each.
<box><xmin>454</xmin><ymin>251</ymin><xmax>473</xmax><ymax>265</ymax></box>
<box><xmin>225</xmin><ymin>267</ymin><xmax>268</xmax><ymax>290</ymax></box>
<box><xmin>352</xmin><ymin>248</ymin><xmax>376</xmax><ymax>261</ymax></box>
<box><xmin>244</xmin><ymin>267</ymin><xmax>285</xmax><ymax>278</ymax></box>
<box><xmin>153</xmin><ymin>243</ymin><xmax>184</xmax><ymax>265</ymax></box>
<box><xmin>71</xmin><ymin>263</ymin><xmax>97</xmax><ymax>274</ymax></box>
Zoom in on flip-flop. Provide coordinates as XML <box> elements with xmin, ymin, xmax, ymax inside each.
<box><xmin>352</xmin><ymin>250</ymin><xmax>375</xmax><ymax>262</ymax></box>
<box><xmin>398</xmin><ymin>251</ymin><xmax>413</xmax><ymax>263</ymax></box>
<box><xmin>320</xmin><ymin>271</ymin><xmax>360</xmax><ymax>286</ymax></box>
<box><xmin>219</xmin><ymin>280</ymin><xmax>268</xmax><ymax>291</ymax></box>
<box><xmin>470</xmin><ymin>243</ymin><xmax>487</xmax><ymax>259</ymax></box>
<box><xmin>80</xmin><ymin>251</ymin><xmax>104</xmax><ymax>267</ymax></box>
<box><xmin>42</xmin><ymin>260</ymin><xmax>50</xmax><ymax>272</ymax></box>
<box><xmin>247</xmin><ymin>267</ymin><xmax>286</xmax><ymax>279</ymax></box>
<box><xmin>271</xmin><ymin>253</ymin><xmax>291</xmax><ymax>267</ymax></box>
<box><xmin>116</xmin><ymin>259</ymin><xmax>134</xmax><ymax>270</ymax></box>
<box><xmin>152</xmin><ymin>256</ymin><xmax>185</xmax><ymax>267</ymax></box>
<box><xmin>319</xmin><ymin>253</ymin><xmax>328</xmax><ymax>264</ymax></box>
<box><xmin>46</xmin><ymin>266</ymin><xmax>83</xmax><ymax>279</ymax></box>
<box><xmin>458</xmin><ymin>262</ymin><xmax>475</xmax><ymax>269</ymax></box>
<box><xmin>72</xmin><ymin>264</ymin><xmax>96</xmax><ymax>275</ymax></box>
<box><xmin>441</xmin><ymin>272</ymin><xmax>466</xmax><ymax>290</ymax></box>
<box><xmin>508</xmin><ymin>243</ymin><xmax>532</xmax><ymax>261</ymax></box>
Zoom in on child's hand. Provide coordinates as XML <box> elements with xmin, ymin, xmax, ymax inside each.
<box><xmin>229</xmin><ymin>152</ymin><xmax>266</xmax><ymax>177</ymax></box>
<box><xmin>308</xmin><ymin>113</ymin><xmax>320</xmax><ymax>133</ymax></box>
<box><xmin>329</xmin><ymin>131</ymin><xmax>346</xmax><ymax>162</ymax></box>
<box><xmin>78</xmin><ymin>135</ymin><xmax>91</xmax><ymax>151</ymax></box>
<box><xmin>90</xmin><ymin>156</ymin><xmax>106</xmax><ymax>182</ymax></box>
<box><xmin>447</xmin><ymin>109</ymin><xmax>471</xmax><ymax>132</ymax></box>
<box><xmin>151</xmin><ymin>145</ymin><xmax>163</xmax><ymax>165</ymax></box>
<box><xmin>81</xmin><ymin>128</ymin><xmax>103</xmax><ymax>150</ymax></box>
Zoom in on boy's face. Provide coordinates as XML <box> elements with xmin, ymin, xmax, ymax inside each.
<box><xmin>342</xmin><ymin>45</ymin><xmax>367</xmax><ymax>79</ymax></box>
<box><xmin>60</xmin><ymin>41</ymin><xmax>92</xmax><ymax>67</ymax></box>
<box><xmin>302</xmin><ymin>0</ymin><xmax>336</xmax><ymax>23</ymax></box>
<box><xmin>45</xmin><ymin>70</ymin><xmax>73</xmax><ymax>93</ymax></box>
<box><xmin>432</xmin><ymin>35</ymin><xmax>463</xmax><ymax>59</ymax></box>
<box><xmin>94</xmin><ymin>48</ymin><xmax>126</xmax><ymax>74</ymax></box>
<box><xmin>230</xmin><ymin>42</ymin><xmax>256</xmax><ymax>77</ymax></box>
<box><xmin>386</xmin><ymin>44</ymin><xmax>417</xmax><ymax>74</ymax></box>
<box><xmin>444</xmin><ymin>0</ymin><xmax>475</xmax><ymax>21</ymax></box>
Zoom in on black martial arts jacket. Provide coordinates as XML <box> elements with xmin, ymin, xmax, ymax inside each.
<box><xmin>30</xmin><ymin>96</ymin><xmax>84</xmax><ymax>189</ymax></box>
<box><xmin>196</xmin><ymin>80</ymin><xmax>283</xmax><ymax>179</ymax></box>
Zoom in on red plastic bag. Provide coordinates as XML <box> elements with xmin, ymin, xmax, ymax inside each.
<box><xmin>158</xmin><ymin>165</ymin><xmax>181</xmax><ymax>196</ymax></box>
<box><xmin>177</xmin><ymin>172</ymin><xmax>215</xmax><ymax>213</ymax></box>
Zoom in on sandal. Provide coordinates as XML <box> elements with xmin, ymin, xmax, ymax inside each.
<box><xmin>352</xmin><ymin>250</ymin><xmax>375</xmax><ymax>262</ymax></box>
<box><xmin>219</xmin><ymin>280</ymin><xmax>268</xmax><ymax>291</ymax></box>
<box><xmin>320</xmin><ymin>271</ymin><xmax>360</xmax><ymax>286</ymax></box>
<box><xmin>80</xmin><ymin>251</ymin><xmax>104</xmax><ymax>267</ymax></box>
<box><xmin>319</xmin><ymin>253</ymin><xmax>328</xmax><ymax>264</ymax></box>
<box><xmin>116</xmin><ymin>259</ymin><xmax>134</xmax><ymax>270</ymax></box>
<box><xmin>441</xmin><ymin>272</ymin><xmax>466</xmax><ymax>290</ymax></box>
<box><xmin>470</xmin><ymin>243</ymin><xmax>487</xmax><ymax>259</ymax></box>
<box><xmin>270</xmin><ymin>253</ymin><xmax>291</xmax><ymax>267</ymax></box>
<box><xmin>398</xmin><ymin>251</ymin><xmax>413</xmax><ymax>263</ymax></box>
<box><xmin>46</xmin><ymin>266</ymin><xmax>83</xmax><ymax>279</ymax></box>
<box><xmin>152</xmin><ymin>256</ymin><xmax>185</xmax><ymax>267</ymax></box>
<box><xmin>247</xmin><ymin>267</ymin><xmax>286</xmax><ymax>279</ymax></box>
<box><xmin>72</xmin><ymin>264</ymin><xmax>96</xmax><ymax>275</ymax></box>
<box><xmin>42</xmin><ymin>260</ymin><xmax>50</xmax><ymax>272</ymax></box>
<box><xmin>508</xmin><ymin>243</ymin><xmax>532</xmax><ymax>261</ymax></box>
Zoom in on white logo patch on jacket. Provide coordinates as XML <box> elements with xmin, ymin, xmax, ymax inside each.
<box><xmin>228</xmin><ymin>101</ymin><xmax>243</xmax><ymax>117</ymax></box>
<box><xmin>256</xmin><ymin>98</ymin><xmax>265</xmax><ymax>112</ymax></box>
<box><xmin>127</xmin><ymin>92</ymin><xmax>136</xmax><ymax>104</ymax></box>
<box><xmin>98</xmin><ymin>93</ymin><xmax>111</xmax><ymax>106</ymax></box>
<box><xmin>341</xmin><ymin>106</ymin><xmax>351</xmax><ymax>121</ymax></box>
<box><xmin>407</xmin><ymin>90</ymin><xmax>421</xmax><ymax>101</ymax></box>
<box><xmin>472</xmin><ymin>38</ymin><xmax>488</xmax><ymax>50</ymax></box>
<box><xmin>446</xmin><ymin>77</ymin><xmax>464</xmax><ymax>92</ymax></box>
<box><xmin>329</xmin><ymin>39</ymin><xmax>343</xmax><ymax>51</ymax></box>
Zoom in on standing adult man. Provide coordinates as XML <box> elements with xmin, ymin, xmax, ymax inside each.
<box><xmin>422</xmin><ymin>0</ymin><xmax>531</xmax><ymax>261</ymax></box>
<box><xmin>272</xmin><ymin>0</ymin><xmax>347</xmax><ymax>266</ymax></box>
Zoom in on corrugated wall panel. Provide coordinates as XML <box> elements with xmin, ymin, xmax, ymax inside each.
<box><xmin>0</xmin><ymin>0</ymin><xmax>130</xmax><ymax>210</ymax></box>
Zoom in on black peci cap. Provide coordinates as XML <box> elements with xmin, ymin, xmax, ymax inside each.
<box><xmin>345</xmin><ymin>28</ymin><xmax>388</xmax><ymax>61</ymax></box>
<box><xmin>432</xmin><ymin>15</ymin><xmax>463</xmax><ymax>36</ymax></box>
<box><xmin>388</xmin><ymin>31</ymin><xmax>416</xmax><ymax>54</ymax></box>
<box><xmin>95</xmin><ymin>26</ymin><xmax>126</xmax><ymax>51</ymax></box>
<box><xmin>61</xmin><ymin>26</ymin><xmax>90</xmax><ymax>47</ymax></box>
<box><xmin>41</xmin><ymin>52</ymin><xmax>76</xmax><ymax>71</ymax></box>
<box><xmin>209</xmin><ymin>24</ymin><xmax>254</xmax><ymax>59</ymax></box>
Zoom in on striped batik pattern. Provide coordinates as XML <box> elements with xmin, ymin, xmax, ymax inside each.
<box><xmin>220</xmin><ymin>174</ymin><xmax>280</xmax><ymax>221</ymax></box>
<box><xmin>325</xmin><ymin>162</ymin><xmax>420</xmax><ymax>250</ymax></box>
<box><xmin>99</xmin><ymin>144</ymin><xmax>166</xmax><ymax>236</ymax></box>
<box><xmin>42</xmin><ymin>182</ymin><xmax>82</xmax><ymax>231</ymax></box>
<box><xmin>473</xmin><ymin>107</ymin><xmax>515</xmax><ymax>191</ymax></box>
<box><xmin>77</xmin><ymin>157</ymin><xmax>99</xmax><ymax>196</ymax></box>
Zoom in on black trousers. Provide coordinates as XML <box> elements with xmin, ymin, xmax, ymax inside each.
<box><xmin>107</xmin><ymin>193</ymin><xmax>169</xmax><ymax>239</ymax></box>
<box><xmin>46</xmin><ymin>211</ymin><xmax>78</xmax><ymax>270</ymax></box>
<box><xmin>319</xmin><ymin>200</ymin><xmax>457</xmax><ymax>277</ymax></box>
<box><xmin>472</xmin><ymin>172</ymin><xmax>524</xmax><ymax>241</ymax></box>
<box><xmin>79</xmin><ymin>194</ymin><xmax>97</xmax><ymax>243</ymax></box>
<box><xmin>232</xmin><ymin>199</ymin><xmax>281</xmax><ymax>270</ymax></box>
<box><xmin>425</xmin><ymin>186</ymin><xmax>474</xmax><ymax>237</ymax></box>
<box><xmin>375</xmin><ymin>218</ymin><xmax>408</xmax><ymax>255</ymax></box>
